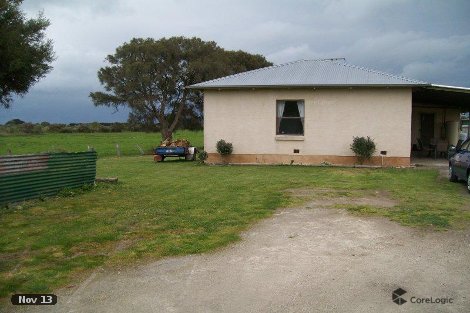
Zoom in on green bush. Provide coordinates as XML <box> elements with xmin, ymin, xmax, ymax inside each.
<box><xmin>216</xmin><ymin>139</ymin><xmax>233</xmax><ymax>156</ymax></box>
<box><xmin>20</xmin><ymin>122</ymin><xmax>35</xmax><ymax>133</ymax></box>
<box><xmin>100</xmin><ymin>125</ymin><xmax>111</xmax><ymax>133</ymax></box>
<box><xmin>33</xmin><ymin>124</ymin><xmax>43</xmax><ymax>134</ymax></box>
<box><xmin>89</xmin><ymin>122</ymin><xmax>103</xmax><ymax>132</ymax></box>
<box><xmin>59</xmin><ymin>126</ymin><xmax>74</xmax><ymax>133</ymax></box>
<box><xmin>76</xmin><ymin>124</ymin><xmax>92</xmax><ymax>133</ymax></box>
<box><xmin>350</xmin><ymin>136</ymin><xmax>376</xmax><ymax>164</ymax></box>
<box><xmin>47</xmin><ymin>124</ymin><xmax>66</xmax><ymax>132</ymax></box>
<box><xmin>110</xmin><ymin>123</ymin><xmax>124</xmax><ymax>132</ymax></box>
<box><xmin>197</xmin><ymin>150</ymin><xmax>208</xmax><ymax>163</ymax></box>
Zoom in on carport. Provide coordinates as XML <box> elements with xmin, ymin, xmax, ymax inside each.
<box><xmin>411</xmin><ymin>85</ymin><xmax>470</xmax><ymax>158</ymax></box>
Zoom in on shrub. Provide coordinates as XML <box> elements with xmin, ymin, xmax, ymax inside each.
<box><xmin>110</xmin><ymin>123</ymin><xmax>124</xmax><ymax>132</ymax></box>
<box><xmin>100</xmin><ymin>125</ymin><xmax>111</xmax><ymax>133</ymax></box>
<box><xmin>33</xmin><ymin>124</ymin><xmax>43</xmax><ymax>134</ymax></box>
<box><xmin>76</xmin><ymin>124</ymin><xmax>92</xmax><ymax>133</ymax></box>
<box><xmin>20</xmin><ymin>122</ymin><xmax>35</xmax><ymax>133</ymax></box>
<box><xmin>5</xmin><ymin>125</ymin><xmax>18</xmax><ymax>134</ymax></box>
<box><xmin>197</xmin><ymin>150</ymin><xmax>208</xmax><ymax>163</ymax></box>
<box><xmin>216</xmin><ymin>139</ymin><xmax>233</xmax><ymax>156</ymax></box>
<box><xmin>89</xmin><ymin>122</ymin><xmax>102</xmax><ymax>132</ymax></box>
<box><xmin>47</xmin><ymin>124</ymin><xmax>66</xmax><ymax>132</ymax></box>
<box><xmin>59</xmin><ymin>125</ymin><xmax>74</xmax><ymax>133</ymax></box>
<box><xmin>350</xmin><ymin>136</ymin><xmax>376</xmax><ymax>164</ymax></box>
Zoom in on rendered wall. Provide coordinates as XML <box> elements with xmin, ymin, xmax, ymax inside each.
<box><xmin>204</xmin><ymin>88</ymin><xmax>412</xmax><ymax>166</ymax></box>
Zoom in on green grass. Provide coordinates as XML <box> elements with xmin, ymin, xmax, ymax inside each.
<box><xmin>0</xmin><ymin>156</ymin><xmax>470</xmax><ymax>300</ymax></box>
<box><xmin>0</xmin><ymin>130</ymin><xmax>203</xmax><ymax>157</ymax></box>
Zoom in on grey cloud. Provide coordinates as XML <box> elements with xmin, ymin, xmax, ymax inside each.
<box><xmin>3</xmin><ymin>0</ymin><xmax>469</xmax><ymax>123</ymax></box>
<box><xmin>1</xmin><ymin>89</ymin><xmax>129</xmax><ymax>124</ymax></box>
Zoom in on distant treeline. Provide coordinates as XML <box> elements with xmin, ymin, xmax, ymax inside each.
<box><xmin>0</xmin><ymin>119</ymin><xmax>163</xmax><ymax>134</ymax></box>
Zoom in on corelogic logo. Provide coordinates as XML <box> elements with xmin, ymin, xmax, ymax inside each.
<box><xmin>391</xmin><ymin>287</ymin><xmax>454</xmax><ymax>305</ymax></box>
<box><xmin>392</xmin><ymin>288</ymin><xmax>407</xmax><ymax>305</ymax></box>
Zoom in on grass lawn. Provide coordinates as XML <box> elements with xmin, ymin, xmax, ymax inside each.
<box><xmin>0</xmin><ymin>130</ymin><xmax>203</xmax><ymax>157</ymax></box>
<box><xmin>1</xmin><ymin>156</ymin><xmax>470</xmax><ymax>300</ymax></box>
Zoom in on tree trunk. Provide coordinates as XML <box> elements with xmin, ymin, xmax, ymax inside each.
<box><xmin>160</xmin><ymin>127</ymin><xmax>172</xmax><ymax>141</ymax></box>
<box><xmin>160</xmin><ymin>120</ymin><xmax>172</xmax><ymax>141</ymax></box>
<box><xmin>155</xmin><ymin>95</ymin><xmax>186</xmax><ymax>141</ymax></box>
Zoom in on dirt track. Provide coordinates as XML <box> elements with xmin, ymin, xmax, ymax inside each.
<box><xmin>7</xmin><ymin>192</ymin><xmax>470</xmax><ymax>313</ymax></box>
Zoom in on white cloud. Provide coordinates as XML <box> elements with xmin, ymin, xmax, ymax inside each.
<box><xmin>267</xmin><ymin>44</ymin><xmax>319</xmax><ymax>63</ymax></box>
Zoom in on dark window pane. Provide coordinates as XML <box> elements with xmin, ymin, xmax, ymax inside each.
<box><xmin>282</xmin><ymin>101</ymin><xmax>300</xmax><ymax>117</ymax></box>
<box><xmin>279</xmin><ymin>118</ymin><xmax>303</xmax><ymax>135</ymax></box>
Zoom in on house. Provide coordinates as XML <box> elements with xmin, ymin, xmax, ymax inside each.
<box><xmin>188</xmin><ymin>59</ymin><xmax>470</xmax><ymax>166</ymax></box>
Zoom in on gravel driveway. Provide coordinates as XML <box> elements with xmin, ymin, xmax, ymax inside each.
<box><xmin>8</xmin><ymin>191</ymin><xmax>470</xmax><ymax>313</ymax></box>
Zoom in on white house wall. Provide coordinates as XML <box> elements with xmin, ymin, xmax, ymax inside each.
<box><xmin>203</xmin><ymin>88</ymin><xmax>412</xmax><ymax>166</ymax></box>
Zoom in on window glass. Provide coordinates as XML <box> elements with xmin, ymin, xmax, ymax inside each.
<box><xmin>277</xmin><ymin>100</ymin><xmax>304</xmax><ymax>135</ymax></box>
<box><xmin>461</xmin><ymin>140</ymin><xmax>470</xmax><ymax>151</ymax></box>
<box><xmin>283</xmin><ymin>101</ymin><xmax>301</xmax><ymax>117</ymax></box>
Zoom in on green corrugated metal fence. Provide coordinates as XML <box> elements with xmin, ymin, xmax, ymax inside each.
<box><xmin>0</xmin><ymin>151</ymin><xmax>97</xmax><ymax>205</ymax></box>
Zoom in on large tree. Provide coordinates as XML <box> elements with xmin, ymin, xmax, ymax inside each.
<box><xmin>90</xmin><ymin>37</ymin><xmax>272</xmax><ymax>139</ymax></box>
<box><xmin>0</xmin><ymin>0</ymin><xmax>54</xmax><ymax>108</ymax></box>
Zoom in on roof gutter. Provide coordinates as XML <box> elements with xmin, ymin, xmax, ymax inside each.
<box><xmin>186</xmin><ymin>84</ymin><xmax>430</xmax><ymax>90</ymax></box>
<box><xmin>425</xmin><ymin>84</ymin><xmax>470</xmax><ymax>94</ymax></box>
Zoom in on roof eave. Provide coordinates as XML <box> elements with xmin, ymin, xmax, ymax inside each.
<box><xmin>425</xmin><ymin>84</ymin><xmax>470</xmax><ymax>94</ymax></box>
<box><xmin>186</xmin><ymin>83</ymin><xmax>429</xmax><ymax>90</ymax></box>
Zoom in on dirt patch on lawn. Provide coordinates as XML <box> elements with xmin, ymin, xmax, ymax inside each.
<box><xmin>286</xmin><ymin>188</ymin><xmax>398</xmax><ymax>208</ymax></box>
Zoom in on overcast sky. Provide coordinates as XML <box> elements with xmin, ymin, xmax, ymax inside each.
<box><xmin>1</xmin><ymin>0</ymin><xmax>470</xmax><ymax>123</ymax></box>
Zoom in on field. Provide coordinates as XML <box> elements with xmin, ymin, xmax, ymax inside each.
<box><xmin>1</xmin><ymin>132</ymin><xmax>470</xmax><ymax>300</ymax></box>
<box><xmin>0</xmin><ymin>130</ymin><xmax>203</xmax><ymax>157</ymax></box>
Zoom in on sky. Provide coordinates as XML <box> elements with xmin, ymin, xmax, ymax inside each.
<box><xmin>1</xmin><ymin>0</ymin><xmax>470</xmax><ymax>124</ymax></box>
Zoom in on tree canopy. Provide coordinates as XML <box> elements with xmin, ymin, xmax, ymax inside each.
<box><xmin>0</xmin><ymin>0</ymin><xmax>54</xmax><ymax>108</ymax></box>
<box><xmin>90</xmin><ymin>37</ymin><xmax>272</xmax><ymax>139</ymax></box>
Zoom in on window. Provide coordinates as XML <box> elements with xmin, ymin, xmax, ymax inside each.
<box><xmin>276</xmin><ymin>100</ymin><xmax>304</xmax><ymax>135</ymax></box>
<box><xmin>461</xmin><ymin>140</ymin><xmax>470</xmax><ymax>151</ymax></box>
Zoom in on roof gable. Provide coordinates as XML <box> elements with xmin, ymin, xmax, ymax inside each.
<box><xmin>189</xmin><ymin>59</ymin><xmax>429</xmax><ymax>89</ymax></box>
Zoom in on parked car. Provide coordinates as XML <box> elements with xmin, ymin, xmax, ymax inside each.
<box><xmin>448</xmin><ymin>138</ymin><xmax>470</xmax><ymax>193</ymax></box>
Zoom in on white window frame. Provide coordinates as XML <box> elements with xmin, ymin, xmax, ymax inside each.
<box><xmin>276</xmin><ymin>99</ymin><xmax>305</xmax><ymax>136</ymax></box>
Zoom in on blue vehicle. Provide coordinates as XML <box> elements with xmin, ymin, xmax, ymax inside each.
<box><xmin>154</xmin><ymin>146</ymin><xmax>196</xmax><ymax>162</ymax></box>
<box><xmin>448</xmin><ymin>138</ymin><xmax>470</xmax><ymax>192</ymax></box>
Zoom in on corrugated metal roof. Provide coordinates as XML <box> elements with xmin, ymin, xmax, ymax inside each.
<box><xmin>188</xmin><ymin>59</ymin><xmax>429</xmax><ymax>89</ymax></box>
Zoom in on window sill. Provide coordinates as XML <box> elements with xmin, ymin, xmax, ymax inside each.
<box><xmin>275</xmin><ymin>135</ymin><xmax>305</xmax><ymax>141</ymax></box>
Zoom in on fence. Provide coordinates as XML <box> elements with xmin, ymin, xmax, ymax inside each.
<box><xmin>0</xmin><ymin>151</ymin><xmax>97</xmax><ymax>205</ymax></box>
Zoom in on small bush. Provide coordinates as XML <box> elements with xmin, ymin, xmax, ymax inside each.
<box><xmin>350</xmin><ymin>136</ymin><xmax>376</xmax><ymax>164</ymax></box>
<box><xmin>197</xmin><ymin>150</ymin><xmax>208</xmax><ymax>163</ymax></box>
<box><xmin>216</xmin><ymin>139</ymin><xmax>233</xmax><ymax>156</ymax></box>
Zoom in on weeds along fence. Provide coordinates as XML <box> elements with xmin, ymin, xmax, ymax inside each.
<box><xmin>0</xmin><ymin>151</ymin><xmax>97</xmax><ymax>206</ymax></box>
